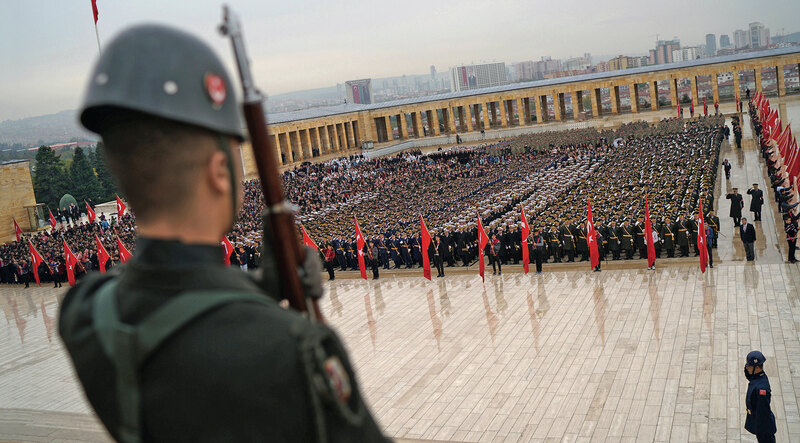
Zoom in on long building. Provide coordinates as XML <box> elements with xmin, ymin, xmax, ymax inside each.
<box><xmin>251</xmin><ymin>47</ymin><xmax>800</xmax><ymax>170</ymax></box>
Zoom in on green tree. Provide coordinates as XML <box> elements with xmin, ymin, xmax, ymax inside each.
<box><xmin>32</xmin><ymin>146</ymin><xmax>70</xmax><ymax>209</ymax></box>
<box><xmin>69</xmin><ymin>146</ymin><xmax>101</xmax><ymax>204</ymax></box>
<box><xmin>91</xmin><ymin>142</ymin><xmax>117</xmax><ymax>202</ymax></box>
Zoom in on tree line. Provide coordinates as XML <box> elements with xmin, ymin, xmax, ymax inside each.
<box><xmin>32</xmin><ymin>143</ymin><xmax>118</xmax><ymax>210</ymax></box>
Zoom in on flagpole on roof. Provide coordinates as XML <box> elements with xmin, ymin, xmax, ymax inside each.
<box><xmin>91</xmin><ymin>0</ymin><xmax>101</xmax><ymax>52</ymax></box>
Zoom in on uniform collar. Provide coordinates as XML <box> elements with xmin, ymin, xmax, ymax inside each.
<box><xmin>133</xmin><ymin>237</ymin><xmax>224</xmax><ymax>267</ymax></box>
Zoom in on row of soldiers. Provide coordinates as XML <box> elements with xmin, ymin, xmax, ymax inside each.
<box><xmin>319</xmin><ymin>208</ymin><xmax>722</xmax><ymax>271</ymax></box>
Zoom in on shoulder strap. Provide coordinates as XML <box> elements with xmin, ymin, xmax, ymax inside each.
<box><xmin>92</xmin><ymin>281</ymin><xmax>271</xmax><ymax>443</ymax></box>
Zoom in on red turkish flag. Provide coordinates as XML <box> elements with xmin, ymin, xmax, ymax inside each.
<box><xmin>64</xmin><ymin>241</ymin><xmax>78</xmax><ymax>287</ymax></box>
<box><xmin>697</xmin><ymin>196</ymin><xmax>708</xmax><ymax>273</ymax></box>
<box><xmin>477</xmin><ymin>215</ymin><xmax>489</xmax><ymax>282</ymax></box>
<box><xmin>86</xmin><ymin>201</ymin><xmax>96</xmax><ymax>224</ymax></box>
<box><xmin>420</xmin><ymin>215</ymin><xmax>432</xmax><ymax>280</ymax></box>
<box><xmin>13</xmin><ymin>218</ymin><xmax>23</xmax><ymax>242</ymax></box>
<box><xmin>220</xmin><ymin>236</ymin><xmax>233</xmax><ymax>266</ymax></box>
<box><xmin>520</xmin><ymin>206</ymin><xmax>530</xmax><ymax>274</ymax></box>
<box><xmin>91</xmin><ymin>0</ymin><xmax>99</xmax><ymax>24</ymax></box>
<box><xmin>28</xmin><ymin>241</ymin><xmax>44</xmax><ymax>286</ymax></box>
<box><xmin>116</xmin><ymin>236</ymin><xmax>133</xmax><ymax>263</ymax></box>
<box><xmin>644</xmin><ymin>196</ymin><xmax>656</xmax><ymax>268</ymax></box>
<box><xmin>95</xmin><ymin>235</ymin><xmax>110</xmax><ymax>273</ymax></box>
<box><xmin>354</xmin><ymin>217</ymin><xmax>367</xmax><ymax>280</ymax></box>
<box><xmin>301</xmin><ymin>226</ymin><xmax>319</xmax><ymax>251</ymax></box>
<box><xmin>116</xmin><ymin>195</ymin><xmax>126</xmax><ymax>218</ymax></box>
<box><xmin>48</xmin><ymin>208</ymin><xmax>57</xmax><ymax>229</ymax></box>
<box><xmin>586</xmin><ymin>200</ymin><xmax>599</xmax><ymax>269</ymax></box>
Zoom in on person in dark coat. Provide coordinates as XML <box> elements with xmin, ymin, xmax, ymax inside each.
<box><xmin>741</xmin><ymin>217</ymin><xmax>756</xmax><ymax>261</ymax></box>
<box><xmin>431</xmin><ymin>235</ymin><xmax>445</xmax><ymax>277</ymax></box>
<box><xmin>747</xmin><ymin>184</ymin><xmax>764</xmax><ymax>221</ymax></box>
<box><xmin>59</xmin><ymin>24</ymin><xmax>388</xmax><ymax>443</ymax></box>
<box><xmin>783</xmin><ymin>212</ymin><xmax>799</xmax><ymax>263</ymax></box>
<box><xmin>323</xmin><ymin>244</ymin><xmax>336</xmax><ymax>280</ymax></box>
<box><xmin>743</xmin><ymin>351</ymin><xmax>776</xmax><ymax>443</ymax></box>
<box><xmin>723</xmin><ymin>159</ymin><xmax>731</xmax><ymax>179</ymax></box>
<box><xmin>727</xmin><ymin>188</ymin><xmax>744</xmax><ymax>227</ymax></box>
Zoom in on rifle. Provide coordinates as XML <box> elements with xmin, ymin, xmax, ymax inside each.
<box><xmin>219</xmin><ymin>6</ymin><xmax>322</xmax><ymax>322</ymax></box>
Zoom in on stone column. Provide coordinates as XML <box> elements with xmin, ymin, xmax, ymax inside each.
<box><xmin>650</xmin><ymin>81</ymin><xmax>659</xmax><ymax>111</ymax></box>
<box><xmin>776</xmin><ymin>66</ymin><xmax>786</xmax><ymax>96</ymax></box>
<box><xmin>489</xmin><ymin>102</ymin><xmax>498</xmax><ymax>127</ymax></box>
<box><xmin>732</xmin><ymin>71</ymin><xmax>741</xmax><ymax>100</ymax></box>
<box><xmin>690</xmin><ymin>76</ymin><xmax>698</xmax><ymax>107</ymax></box>
<box><xmin>541</xmin><ymin>95</ymin><xmax>552</xmax><ymax>122</ymax></box>
<box><xmin>412</xmin><ymin>112</ymin><xmax>423</xmax><ymax>137</ymax></box>
<box><xmin>330</xmin><ymin>124</ymin><xmax>340</xmax><ymax>151</ymax></box>
<box><xmin>710</xmin><ymin>74</ymin><xmax>719</xmax><ymax>104</ymax></box>
<box><xmin>482</xmin><ymin>104</ymin><xmax>491</xmax><ymax>129</ymax></box>
<box><xmin>571</xmin><ymin>91</ymin><xmax>580</xmax><ymax>119</ymax></box>
<box><xmin>558</xmin><ymin>94</ymin><xmax>566</xmax><ymax>120</ymax></box>
<box><xmin>498</xmin><ymin>100</ymin><xmax>508</xmax><ymax>127</ymax></box>
<box><xmin>274</xmin><ymin>132</ymin><xmax>284</xmax><ymax>164</ymax></box>
<box><xmin>464</xmin><ymin>105</ymin><xmax>474</xmax><ymax>131</ymax></box>
<box><xmin>311</xmin><ymin>127</ymin><xmax>321</xmax><ymax>154</ymax></box>
<box><xmin>345</xmin><ymin>121</ymin><xmax>355</xmax><ymax>147</ymax></box>
<box><xmin>384</xmin><ymin>116</ymin><xmax>394</xmax><ymax>142</ymax></box>
<box><xmin>592</xmin><ymin>88</ymin><xmax>602</xmax><ymax>116</ymax></box>
<box><xmin>523</xmin><ymin>98</ymin><xmax>532</xmax><ymax>123</ymax></box>
<box><xmin>552</xmin><ymin>94</ymin><xmax>561</xmax><ymax>121</ymax></box>
<box><xmin>428</xmin><ymin>110</ymin><xmax>440</xmax><ymax>135</ymax></box>
<box><xmin>302</xmin><ymin>129</ymin><xmax>313</xmax><ymax>158</ymax></box>
<box><xmin>630</xmin><ymin>84</ymin><xmax>639</xmax><ymax>113</ymax></box>
<box><xmin>397</xmin><ymin>114</ymin><xmax>408</xmax><ymax>139</ymax></box>
<box><xmin>457</xmin><ymin>106</ymin><xmax>466</xmax><ymax>131</ymax></box>
<box><xmin>670</xmin><ymin>78</ymin><xmax>679</xmax><ymax>108</ymax></box>
<box><xmin>446</xmin><ymin>107</ymin><xmax>456</xmax><ymax>133</ymax></box>
<box><xmin>754</xmin><ymin>68</ymin><xmax>762</xmax><ymax>92</ymax></box>
<box><xmin>517</xmin><ymin>98</ymin><xmax>526</xmax><ymax>125</ymax></box>
<box><xmin>609</xmin><ymin>86</ymin><xmax>620</xmax><ymax>114</ymax></box>
<box><xmin>335</xmin><ymin>123</ymin><xmax>345</xmax><ymax>149</ymax></box>
<box><xmin>318</xmin><ymin>126</ymin><xmax>328</xmax><ymax>154</ymax></box>
<box><xmin>289</xmin><ymin>131</ymin><xmax>300</xmax><ymax>161</ymax></box>
<box><xmin>351</xmin><ymin>120</ymin><xmax>360</xmax><ymax>146</ymax></box>
<box><xmin>533</xmin><ymin>95</ymin><xmax>544</xmax><ymax>123</ymax></box>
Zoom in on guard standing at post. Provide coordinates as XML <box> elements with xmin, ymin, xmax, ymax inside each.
<box><xmin>743</xmin><ymin>351</ymin><xmax>777</xmax><ymax>443</ymax></box>
<box><xmin>58</xmin><ymin>23</ymin><xmax>387</xmax><ymax>442</ymax></box>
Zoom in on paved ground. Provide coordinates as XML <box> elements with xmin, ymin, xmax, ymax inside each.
<box><xmin>1</xmin><ymin>97</ymin><xmax>799</xmax><ymax>442</ymax></box>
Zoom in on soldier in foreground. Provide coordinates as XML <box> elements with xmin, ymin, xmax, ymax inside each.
<box><xmin>58</xmin><ymin>24</ymin><xmax>387</xmax><ymax>442</ymax></box>
<box><xmin>743</xmin><ymin>351</ymin><xmax>777</xmax><ymax>442</ymax></box>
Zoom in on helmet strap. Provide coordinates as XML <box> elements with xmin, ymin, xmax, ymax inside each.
<box><xmin>216</xmin><ymin>135</ymin><xmax>239</xmax><ymax>224</ymax></box>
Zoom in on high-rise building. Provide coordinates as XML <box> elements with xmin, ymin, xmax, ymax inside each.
<box><xmin>749</xmin><ymin>22</ymin><xmax>770</xmax><ymax>48</ymax></box>
<box><xmin>734</xmin><ymin>29</ymin><xmax>750</xmax><ymax>48</ymax></box>
<box><xmin>563</xmin><ymin>54</ymin><xmax>592</xmax><ymax>72</ymax></box>
<box><xmin>672</xmin><ymin>47</ymin><xmax>699</xmax><ymax>62</ymax></box>
<box><xmin>345</xmin><ymin>79</ymin><xmax>372</xmax><ymax>104</ymax></box>
<box><xmin>720</xmin><ymin>34</ymin><xmax>731</xmax><ymax>48</ymax></box>
<box><xmin>449</xmin><ymin>62</ymin><xmax>507</xmax><ymax>92</ymax></box>
<box><xmin>705</xmin><ymin>34</ymin><xmax>717</xmax><ymax>55</ymax></box>
<box><xmin>430</xmin><ymin>65</ymin><xmax>436</xmax><ymax>79</ymax></box>
<box><xmin>649</xmin><ymin>40</ymin><xmax>681</xmax><ymax>65</ymax></box>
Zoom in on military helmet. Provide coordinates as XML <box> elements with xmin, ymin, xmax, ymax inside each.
<box><xmin>80</xmin><ymin>24</ymin><xmax>244</xmax><ymax>140</ymax></box>
<box><xmin>745</xmin><ymin>350</ymin><xmax>766</xmax><ymax>367</ymax></box>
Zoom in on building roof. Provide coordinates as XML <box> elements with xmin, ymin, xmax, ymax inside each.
<box><xmin>267</xmin><ymin>46</ymin><xmax>800</xmax><ymax>124</ymax></box>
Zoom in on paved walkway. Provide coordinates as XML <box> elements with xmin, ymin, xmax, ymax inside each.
<box><xmin>2</xmin><ymin>97</ymin><xmax>800</xmax><ymax>442</ymax></box>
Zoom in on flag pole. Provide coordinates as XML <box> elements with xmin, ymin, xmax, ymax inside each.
<box><xmin>94</xmin><ymin>23</ymin><xmax>101</xmax><ymax>52</ymax></box>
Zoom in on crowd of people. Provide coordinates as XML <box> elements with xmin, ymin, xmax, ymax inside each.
<box><xmin>2</xmin><ymin>114</ymin><xmax>728</xmax><ymax>285</ymax></box>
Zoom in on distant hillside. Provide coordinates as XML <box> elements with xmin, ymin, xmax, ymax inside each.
<box><xmin>0</xmin><ymin>110</ymin><xmax>96</xmax><ymax>146</ymax></box>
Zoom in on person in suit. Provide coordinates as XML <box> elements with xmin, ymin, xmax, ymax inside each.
<box><xmin>741</xmin><ymin>217</ymin><xmax>756</xmax><ymax>261</ymax></box>
<box><xmin>431</xmin><ymin>235</ymin><xmax>445</xmax><ymax>278</ymax></box>
<box><xmin>323</xmin><ymin>244</ymin><xmax>336</xmax><ymax>280</ymax></box>
<box><xmin>727</xmin><ymin>188</ymin><xmax>744</xmax><ymax>227</ymax></box>
<box><xmin>747</xmin><ymin>184</ymin><xmax>764</xmax><ymax>221</ymax></box>
<box><xmin>367</xmin><ymin>241</ymin><xmax>379</xmax><ymax>280</ymax></box>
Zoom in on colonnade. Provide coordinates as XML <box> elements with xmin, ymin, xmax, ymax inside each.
<box><xmin>262</xmin><ymin>54</ymin><xmax>800</xmax><ymax>168</ymax></box>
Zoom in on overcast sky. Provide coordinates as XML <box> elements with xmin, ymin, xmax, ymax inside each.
<box><xmin>1</xmin><ymin>0</ymin><xmax>798</xmax><ymax>121</ymax></box>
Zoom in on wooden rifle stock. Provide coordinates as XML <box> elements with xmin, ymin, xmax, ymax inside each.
<box><xmin>220</xmin><ymin>6</ymin><xmax>322</xmax><ymax>321</ymax></box>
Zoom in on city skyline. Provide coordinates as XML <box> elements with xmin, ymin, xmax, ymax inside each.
<box><xmin>1</xmin><ymin>0</ymin><xmax>799</xmax><ymax>120</ymax></box>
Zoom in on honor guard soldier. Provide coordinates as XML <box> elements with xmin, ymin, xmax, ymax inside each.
<box><xmin>58</xmin><ymin>24</ymin><xmax>387</xmax><ymax>442</ymax></box>
<box><xmin>743</xmin><ymin>351</ymin><xmax>777</xmax><ymax>443</ymax></box>
<box><xmin>548</xmin><ymin>226</ymin><xmax>561</xmax><ymax>263</ymax></box>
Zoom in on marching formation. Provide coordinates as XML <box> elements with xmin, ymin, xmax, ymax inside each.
<box><xmin>1</xmin><ymin>114</ymin><xmax>728</xmax><ymax>286</ymax></box>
